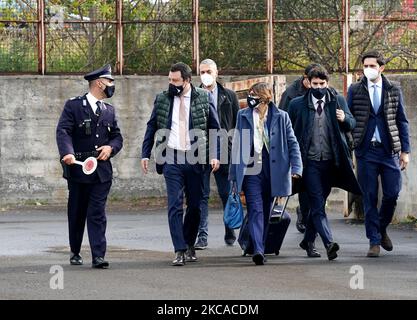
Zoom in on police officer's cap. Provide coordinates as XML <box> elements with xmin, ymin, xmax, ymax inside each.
<box><xmin>84</xmin><ymin>64</ymin><xmax>114</xmax><ymax>82</ymax></box>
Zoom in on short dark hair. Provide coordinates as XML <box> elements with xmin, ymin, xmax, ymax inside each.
<box><xmin>361</xmin><ymin>50</ymin><xmax>385</xmax><ymax>66</ymax></box>
<box><xmin>304</xmin><ymin>63</ymin><xmax>321</xmax><ymax>76</ymax></box>
<box><xmin>307</xmin><ymin>65</ymin><xmax>329</xmax><ymax>82</ymax></box>
<box><xmin>170</xmin><ymin>62</ymin><xmax>192</xmax><ymax>81</ymax></box>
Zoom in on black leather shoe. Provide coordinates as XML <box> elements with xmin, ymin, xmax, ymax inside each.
<box><xmin>172</xmin><ymin>251</ymin><xmax>185</xmax><ymax>266</ymax></box>
<box><xmin>326</xmin><ymin>242</ymin><xmax>340</xmax><ymax>261</ymax></box>
<box><xmin>295</xmin><ymin>206</ymin><xmax>306</xmax><ymax>234</ymax></box>
<box><xmin>252</xmin><ymin>252</ymin><xmax>266</xmax><ymax>265</ymax></box>
<box><xmin>186</xmin><ymin>246</ymin><xmax>198</xmax><ymax>262</ymax></box>
<box><xmin>299</xmin><ymin>240</ymin><xmax>321</xmax><ymax>258</ymax></box>
<box><xmin>224</xmin><ymin>227</ymin><xmax>236</xmax><ymax>246</ymax></box>
<box><xmin>70</xmin><ymin>253</ymin><xmax>83</xmax><ymax>265</ymax></box>
<box><xmin>92</xmin><ymin>257</ymin><xmax>109</xmax><ymax>269</ymax></box>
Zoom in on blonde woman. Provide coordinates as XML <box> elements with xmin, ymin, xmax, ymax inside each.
<box><xmin>229</xmin><ymin>82</ymin><xmax>302</xmax><ymax>265</ymax></box>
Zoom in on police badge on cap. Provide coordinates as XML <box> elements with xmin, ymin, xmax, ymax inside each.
<box><xmin>84</xmin><ymin>64</ymin><xmax>114</xmax><ymax>82</ymax></box>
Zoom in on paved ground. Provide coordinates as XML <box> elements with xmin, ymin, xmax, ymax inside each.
<box><xmin>0</xmin><ymin>207</ymin><xmax>416</xmax><ymax>300</ymax></box>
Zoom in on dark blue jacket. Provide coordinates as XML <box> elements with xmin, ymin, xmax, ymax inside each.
<box><xmin>56</xmin><ymin>94</ymin><xmax>123</xmax><ymax>183</ymax></box>
<box><xmin>229</xmin><ymin>102</ymin><xmax>303</xmax><ymax>197</ymax></box>
<box><xmin>288</xmin><ymin>90</ymin><xmax>362</xmax><ymax>195</ymax></box>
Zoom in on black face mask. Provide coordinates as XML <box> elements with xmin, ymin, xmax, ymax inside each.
<box><xmin>168</xmin><ymin>83</ymin><xmax>184</xmax><ymax>97</ymax></box>
<box><xmin>247</xmin><ymin>96</ymin><xmax>261</xmax><ymax>108</ymax></box>
<box><xmin>104</xmin><ymin>84</ymin><xmax>115</xmax><ymax>98</ymax></box>
<box><xmin>311</xmin><ymin>87</ymin><xmax>327</xmax><ymax>99</ymax></box>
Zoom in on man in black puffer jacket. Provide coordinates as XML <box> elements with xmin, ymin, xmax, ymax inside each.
<box><xmin>347</xmin><ymin>50</ymin><xmax>410</xmax><ymax>258</ymax></box>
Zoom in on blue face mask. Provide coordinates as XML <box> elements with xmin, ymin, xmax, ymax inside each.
<box><xmin>247</xmin><ymin>96</ymin><xmax>261</xmax><ymax>108</ymax></box>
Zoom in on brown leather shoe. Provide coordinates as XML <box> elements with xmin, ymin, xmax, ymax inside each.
<box><xmin>367</xmin><ymin>245</ymin><xmax>380</xmax><ymax>257</ymax></box>
<box><xmin>381</xmin><ymin>232</ymin><xmax>393</xmax><ymax>251</ymax></box>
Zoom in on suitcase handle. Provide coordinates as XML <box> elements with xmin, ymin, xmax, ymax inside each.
<box><xmin>269</xmin><ymin>196</ymin><xmax>290</xmax><ymax>224</ymax></box>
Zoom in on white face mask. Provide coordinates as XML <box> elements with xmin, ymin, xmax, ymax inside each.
<box><xmin>364</xmin><ymin>67</ymin><xmax>380</xmax><ymax>81</ymax></box>
<box><xmin>200</xmin><ymin>73</ymin><xmax>215</xmax><ymax>87</ymax></box>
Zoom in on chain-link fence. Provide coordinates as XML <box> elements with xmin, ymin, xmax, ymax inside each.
<box><xmin>1</xmin><ymin>0</ymin><xmax>417</xmax><ymax>74</ymax></box>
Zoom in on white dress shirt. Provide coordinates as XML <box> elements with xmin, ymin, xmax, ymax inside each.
<box><xmin>253</xmin><ymin>106</ymin><xmax>269</xmax><ymax>155</ymax></box>
<box><xmin>311</xmin><ymin>95</ymin><xmax>326</xmax><ymax>111</ymax></box>
<box><xmin>86</xmin><ymin>92</ymin><xmax>102</xmax><ymax>114</ymax></box>
<box><xmin>167</xmin><ymin>89</ymin><xmax>192</xmax><ymax>151</ymax></box>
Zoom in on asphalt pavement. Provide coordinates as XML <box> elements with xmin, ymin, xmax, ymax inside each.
<box><xmin>0</xmin><ymin>207</ymin><xmax>416</xmax><ymax>300</ymax></box>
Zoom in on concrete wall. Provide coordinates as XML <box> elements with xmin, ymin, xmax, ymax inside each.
<box><xmin>0</xmin><ymin>74</ymin><xmax>415</xmax><ymax>219</ymax></box>
<box><xmin>388</xmin><ymin>75</ymin><xmax>417</xmax><ymax>219</ymax></box>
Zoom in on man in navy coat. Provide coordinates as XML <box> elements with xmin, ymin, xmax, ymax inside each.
<box><xmin>56</xmin><ymin>64</ymin><xmax>123</xmax><ymax>269</ymax></box>
<box><xmin>288</xmin><ymin>65</ymin><xmax>362</xmax><ymax>261</ymax></box>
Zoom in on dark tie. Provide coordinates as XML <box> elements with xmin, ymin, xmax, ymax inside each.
<box><xmin>96</xmin><ymin>101</ymin><xmax>102</xmax><ymax>117</ymax></box>
<box><xmin>317</xmin><ymin>100</ymin><xmax>323</xmax><ymax>116</ymax></box>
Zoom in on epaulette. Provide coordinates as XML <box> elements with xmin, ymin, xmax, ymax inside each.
<box><xmin>69</xmin><ymin>96</ymin><xmax>83</xmax><ymax>101</ymax></box>
<box><xmin>102</xmin><ymin>101</ymin><xmax>113</xmax><ymax>111</ymax></box>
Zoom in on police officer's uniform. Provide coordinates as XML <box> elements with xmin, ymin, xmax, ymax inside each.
<box><xmin>56</xmin><ymin>64</ymin><xmax>123</xmax><ymax>268</ymax></box>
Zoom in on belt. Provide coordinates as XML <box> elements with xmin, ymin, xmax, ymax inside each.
<box><xmin>370</xmin><ymin>141</ymin><xmax>383</xmax><ymax>148</ymax></box>
<box><xmin>74</xmin><ymin>151</ymin><xmax>99</xmax><ymax>161</ymax></box>
<box><xmin>166</xmin><ymin>147</ymin><xmax>191</xmax><ymax>155</ymax></box>
<box><xmin>165</xmin><ymin>147</ymin><xmax>199</xmax><ymax>165</ymax></box>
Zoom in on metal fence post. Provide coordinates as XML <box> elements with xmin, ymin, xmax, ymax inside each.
<box><xmin>37</xmin><ymin>0</ymin><xmax>45</xmax><ymax>75</ymax></box>
<box><xmin>342</xmin><ymin>0</ymin><xmax>350</xmax><ymax>96</ymax></box>
<box><xmin>267</xmin><ymin>0</ymin><xmax>274</xmax><ymax>74</ymax></box>
<box><xmin>192</xmin><ymin>0</ymin><xmax>200</xmax><ymax>74</ymax></box>
<box><xmin>116</xmin><ymin>0</ymin><xmax>123</xmax><ymax>75</ymax></box>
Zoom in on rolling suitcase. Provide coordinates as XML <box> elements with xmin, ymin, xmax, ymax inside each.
<box><xmin>238</xmin><ymin>196</ymin><xmax>291</xmax><ymax>256</ymax></box>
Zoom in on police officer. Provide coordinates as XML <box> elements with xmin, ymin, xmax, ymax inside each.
<box><xmin>56</xmin><ymin>64</ymin><xmax>123</xmax><ymax>269</ymax></box>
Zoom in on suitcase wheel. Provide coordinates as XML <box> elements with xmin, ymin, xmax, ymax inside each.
<box><xmin>275</xmin><ymin>251</ymin><xmax>280</xmax><ymax>256</ymax></box>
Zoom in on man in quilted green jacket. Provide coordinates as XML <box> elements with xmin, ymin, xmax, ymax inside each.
<box><xmin>141</xmin><ymin>62</ymin><xmax>221</xmax><ymax>266</ymax></box>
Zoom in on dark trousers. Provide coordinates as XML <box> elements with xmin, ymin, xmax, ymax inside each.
<box><xmin>303</xmin><ymin>159</ymin><xmax>334</xmax><ymax>247</ymax></box>
<box><xmin>298</xmin><ymin>191</ymin><xmax>310</xmax><ymax>220</ymax></box>
<box><xmin>198</xmin><ymin>165</ymin><xmax>230</xmax><ymax>241</ymax></box>
<box><xmin>163</xmin><ymin>160</ymin><xmax>204</xmax><ymax>252</ymax></box>
<box><xmin>357</xmin><ymin>145</ymin><xmax>402</xmax><ymax>245</ymax></box>
<box><xmin>67</xmin><ymin>180</ymin><xmax>112</xmax><ymax>259</ymax></box>
<box><xmin>242</xmin><ymin>153</ymin><xmax>272</xmax><ymax>255</ymax></box>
